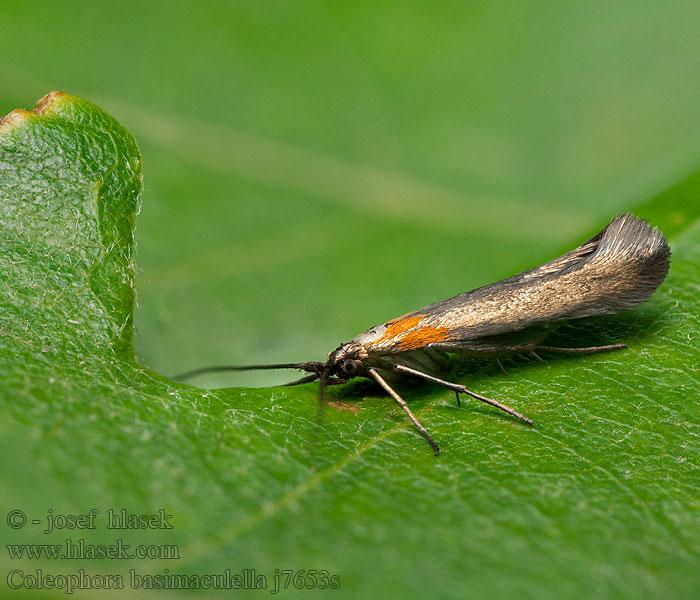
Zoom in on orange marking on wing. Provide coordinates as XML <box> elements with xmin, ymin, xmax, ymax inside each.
<box><xmin>398</xmin><ymin>325</ymin><xmax>449</xmax><ymax>351</ymax></box>
<box><xmin>372</xmin><ymin>314</ymin><xmax>426</xmax><ymax>345</ymax></box>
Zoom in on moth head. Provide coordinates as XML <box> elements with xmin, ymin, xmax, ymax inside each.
<box><xmin>327</xmin><ymin>342</ymin><xmax>368</xmax><ymax>380</ymax></box>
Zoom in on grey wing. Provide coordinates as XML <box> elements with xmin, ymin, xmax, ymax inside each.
<box><xmin>359</xmin><ymin>213</ymin><xmax>670</xmax><ymax>355</ymax></box>
<box><xmin>423</xmin><ymin>213</ymin><xmax>670</xmax><ymax>342</ymax></box>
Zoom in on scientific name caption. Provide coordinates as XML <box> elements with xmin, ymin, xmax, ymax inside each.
<box><xmin>5</xmin><ymin>509</ymin><xmax>340</xmax><ymax>594</ymax></box>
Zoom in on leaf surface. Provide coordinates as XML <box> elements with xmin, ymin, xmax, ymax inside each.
<box><xmin>1</xmin><ymin>94</ymin><xmax>699</xmax><ymax>599</ymax></box>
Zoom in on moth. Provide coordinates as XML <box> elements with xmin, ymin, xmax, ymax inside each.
<box><xmin>180</xmin><ymin>213</ymin><xmax>670</xmax><ymax>454</ymax></box>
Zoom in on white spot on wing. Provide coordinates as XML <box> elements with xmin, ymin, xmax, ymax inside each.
<box><xmin>353</xmin><ymin>324</ymin><xmax>387</xmax><ymax>345</ymax></box>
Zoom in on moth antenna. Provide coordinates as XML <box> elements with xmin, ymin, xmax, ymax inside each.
<box><xmin>173</xmin><ymin>362</ymin><xmax>322</xmax><ymax>381</ymax></box>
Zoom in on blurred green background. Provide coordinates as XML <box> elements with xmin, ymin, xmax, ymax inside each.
<box><xmin>3</xmin><ymin>0</ymin><xmax>700</xmax><ymax>387</ymax></box>
<box><xmin>3</xmin><ymin>2</ymin><xmax>700</xmax><ymax>599</ymax></box>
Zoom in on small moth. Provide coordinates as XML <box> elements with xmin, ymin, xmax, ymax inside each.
<box><xmin>180</xmin><ymin>213</ymin><xmax>670</xmax><ymax>454</ymax></box>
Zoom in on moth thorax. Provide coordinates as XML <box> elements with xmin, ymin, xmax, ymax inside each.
<box><xmin>331</xmin><ymin>342</ymin><xmax>368</xmax><ymax>363</ymax></box>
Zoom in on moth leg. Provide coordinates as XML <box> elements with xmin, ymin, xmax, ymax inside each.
<box><xmin>368</xmin><ymin>368</ymin><xmax>440</xmax><ymax>455</ymax></box>
<box><xmin>496</xmin><ymin>357</ymin><xmax>508</xmax><ymax>376</ymax></box>
<box><xmin>536</xmin><ymin>343</ymin><xmax>627</xmax><ymax>354</ymax></box>
<box><xmin>281</xmin><ymin>373</ymin><xmax>320</xmax><ymax>386</ymax></box>
<box><xmin>531</xmin><ymin>351</ymin><xmax>545</xmax><ymax>362</ymax></box>
<box><xmin>394</xmin><ymin>364</ymin><xmax>534</xmax><ymax>426</ymax></box>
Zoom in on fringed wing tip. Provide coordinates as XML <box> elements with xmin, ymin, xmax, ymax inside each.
<box><xmin>602</xmin><ymin>213</ymin><xmax>671</xmax><ymax>270</ymax></box>
<box><xmin>593</xmin><ymin>213</ymin><xmax>671</xmax><ymax>308</ymax></box>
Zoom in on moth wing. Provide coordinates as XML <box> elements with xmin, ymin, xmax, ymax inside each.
<box><xmin>359</xmin><ymin>214</ymin><xmax>669</xmax><ymax>355</ymax></box>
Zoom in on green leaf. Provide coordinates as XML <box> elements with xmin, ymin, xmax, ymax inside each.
<box><xmin>1</xmin><ymin>93</ymin><xmax>699</xmax><ymax>599</ymax></box>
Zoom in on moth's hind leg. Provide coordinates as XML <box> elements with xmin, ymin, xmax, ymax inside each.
<box><xmin>496</xmin><ymin>357</ymin><xmax>508</xmax><ymax>376</ymax></box>
<box><xmin>536</xmin><ymin>343</ymin><xmax>627</xmax><ymax>354</ymax></box>
<box><xmin>530</xmin><ymin>351</ymin><xmax>545</xmax><ymax>362</ymax></box>
<box><xmin>393</xmin><ymin>364</ymin><xmax>533</xmax><ymax>426</ymax></box>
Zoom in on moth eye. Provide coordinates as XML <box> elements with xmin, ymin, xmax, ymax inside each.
<box><xmin>341</xmin><ymin>359</ymin><xmax>358</xmax><ymax>376</ymax></box>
